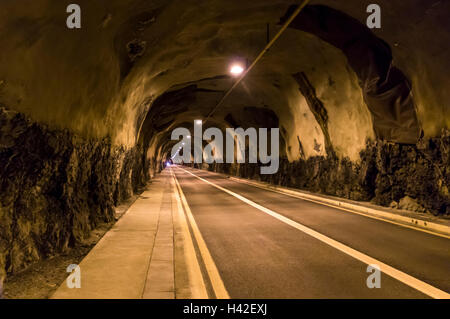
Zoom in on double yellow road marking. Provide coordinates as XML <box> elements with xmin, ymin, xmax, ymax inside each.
<box><xmin>176</xmin><ymin>166</ymin><xmax>450</xmax><ymax>299</ymax></box>
<box><xmin>171</xmin><ymin>168</ymin><xmax>230</xmax><ymax>299</ymax></box>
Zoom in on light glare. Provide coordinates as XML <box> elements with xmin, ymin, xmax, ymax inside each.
<box><xmin>230</xmin><ymin>64</ymin><xmax>244</xmax><ymax>75</ymax></box>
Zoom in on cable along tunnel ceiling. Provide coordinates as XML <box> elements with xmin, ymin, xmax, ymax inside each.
<box><xmin>0</xmin><ymin>0</ymin><xmax>449</xmax><ymax>164</ymax></box>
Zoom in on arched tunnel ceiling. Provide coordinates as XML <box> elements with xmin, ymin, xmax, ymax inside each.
<box><xmin>0</xmin><ymin>0</ymin><xmax>449</xmax><ymax>163</ymax></box>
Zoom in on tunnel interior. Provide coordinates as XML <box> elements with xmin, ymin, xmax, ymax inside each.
<box><xmin>0</xmin><ymin>0</ymin><xmax>449</xmax><ymax>287</ymax></box>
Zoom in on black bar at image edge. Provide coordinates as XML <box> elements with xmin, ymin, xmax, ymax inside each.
<box><xmin>0</xmin><ymin>299</ymin><xmax>448</xmax><ymax>317</ymax></box>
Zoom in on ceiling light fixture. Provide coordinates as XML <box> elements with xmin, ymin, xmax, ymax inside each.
<box><xmin>230</xmin><ymin>64</ymin><xmax>244</xmax><ymax>76</ymax></box>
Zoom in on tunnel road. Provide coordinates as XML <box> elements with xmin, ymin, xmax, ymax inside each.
<box><xmin>171</xmin><ymin>166</ymin><xmax>450</xmax><ymax>299</ymax></box>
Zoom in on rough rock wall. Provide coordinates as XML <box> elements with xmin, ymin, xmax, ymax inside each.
<box><xmin>0</xmin><ymin>107</ymin><xmax>150</xmax><ymax>285</ymax></box>
<box><xmin>209</xmin><ymin>131</ymin><xmax>449</xmax><ymax>216</ymax></box>
<box><xmin>283</xmin><ymin>4</ymin><xmax>421</xmax><ymax>144</ymax></box>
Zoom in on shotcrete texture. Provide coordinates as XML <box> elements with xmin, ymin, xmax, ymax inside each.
<box><xmin>0</xmin><ymin>0</ymin><xmax>449</xmax><ymax>283</ymax></box>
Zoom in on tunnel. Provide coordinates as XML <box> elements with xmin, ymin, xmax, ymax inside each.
<box><xmin>0</xmin><ymin>0</ymin><xmax>449</xmax><ymax>300</ymax></box>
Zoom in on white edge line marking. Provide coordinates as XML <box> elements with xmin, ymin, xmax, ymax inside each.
<box><xmin>172</xmin><ymin>168</ymin><xmax>230</xmax><ymax>299</ymax></box>
<box><xmin>229</xmin><ymin>176</ymin><xmax>450</xmax><ymax>240</ymax></box>
<box><xmin>178</xmin><ymin>167</ymin><xmax>450</xmax><ymax>299</ymax></box>
<box><xmin>170</xmin><ymin>169</ymin><xmax>208</xmax><ymax>299</ymax></box>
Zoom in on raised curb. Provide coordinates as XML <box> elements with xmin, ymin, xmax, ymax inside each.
<box><xmin>227</xmin><ymin>176</ymin><xmax>450</xmax><ymax>238</ymax></box>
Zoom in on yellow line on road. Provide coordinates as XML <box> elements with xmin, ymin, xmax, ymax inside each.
<box><xmin>171</xmin><ymin>168</ymin><xmax>230</xmax><ymax>299</ymax></box>
<box><xmin>178</xmin><ymin>167</ymin><xmax>450</xmax><ymax>299</ymax></box>
<box><xmin>170</xmin><ymin>169</ymin><xmax>208</xmax><ymax>298</ymax></box>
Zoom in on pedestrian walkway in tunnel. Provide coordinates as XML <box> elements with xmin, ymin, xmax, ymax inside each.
<box><xmin>52</xmin><ymin>171</ymin><xmax>180</xmax><ymax>299</ymax></box>
<box><xmin>52</xmin><ymin>169</ymin><xmax>212</xmax><ymax>299</ymax></box>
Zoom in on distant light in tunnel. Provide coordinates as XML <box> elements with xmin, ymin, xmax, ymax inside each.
<box><xmin>230</xmin><ymin>64</ymin><xmax>244</xmax><ymax>76</ymax></box>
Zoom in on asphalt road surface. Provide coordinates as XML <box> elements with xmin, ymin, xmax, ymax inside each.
<box><xmin>172</xmin><ymin>166</ymin><xmax>450</xmax><ymax>299</ymax></box>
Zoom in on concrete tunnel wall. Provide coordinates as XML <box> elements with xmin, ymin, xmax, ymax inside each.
<box><xmin>0</xmin><ymin>0</ymin><xmax>449</xmax><ymax>284</ymax></box>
